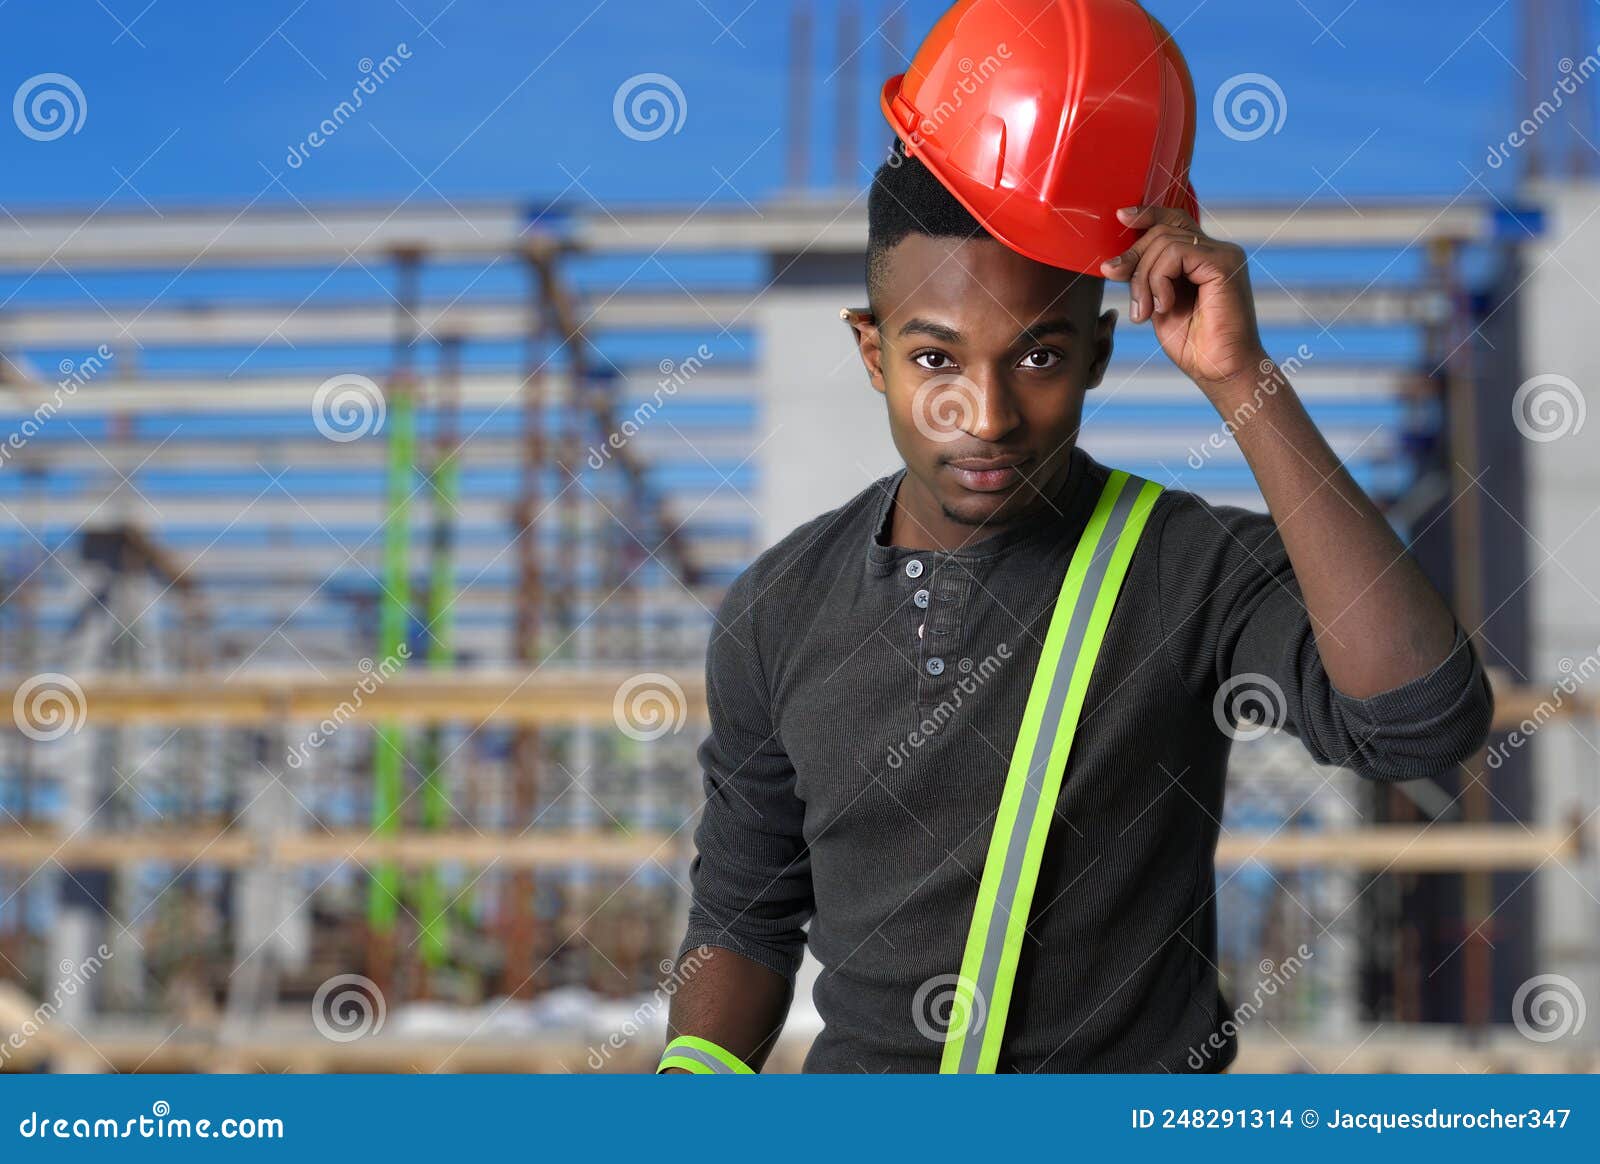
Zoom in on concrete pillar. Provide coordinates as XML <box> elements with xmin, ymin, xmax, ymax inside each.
<box><xmin>1516</xmin><ymin>177</ymin><xmax>1600</xmax><ymax>1044</ymax></box>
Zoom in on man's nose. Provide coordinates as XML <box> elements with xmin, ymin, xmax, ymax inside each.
<box><xmin>963</xmin><ymin>372</ymin><xmax>1021</xmax><ymax>442</ymax></box>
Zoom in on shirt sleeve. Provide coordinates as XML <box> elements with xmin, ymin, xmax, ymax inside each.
<box><xmin>1154</xmin><ymin>492</ymin><xmax>1494</xmax><ymax>782</ymax></box>
<box><xmin>677</xmin><ymin>569</ymin><xmax>814</xmax><ymax>980</ymax></box>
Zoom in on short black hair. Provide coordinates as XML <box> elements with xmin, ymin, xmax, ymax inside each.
<box><xmin>865</xmin><ymin>136</ymin><xmax>1103</xmax><ymax>316</ymax></box>
<box><xmin>866</xmin><ymin>137</ymin><xmax>990</xmax><ymax>315</ymax></box>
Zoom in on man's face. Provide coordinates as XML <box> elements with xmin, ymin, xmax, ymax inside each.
<box><xmin>849</xmin><ymin>233</ymin><xmax>1115</xmax><ymax>535</ymax></box>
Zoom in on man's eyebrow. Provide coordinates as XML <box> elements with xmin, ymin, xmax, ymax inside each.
<box><xmin>897</xmin><ymin>317</ymin><xmax>964</xmax><ymax>343</ymax></box>
<box><xmin>895</xmin><ymin>316</ymin><xmax>1080</xmax><ymax>345</ymax></box>
<box><xmin>1012</xmin><ymin>316</ymin><xmax>1079</xmax><ymax>346</ymax></box>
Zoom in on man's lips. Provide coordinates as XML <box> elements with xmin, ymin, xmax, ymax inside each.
<box><xmin>945</xmin><ymin>455</ymin><xmax>1030</xmax><ymax>493</ymax></box>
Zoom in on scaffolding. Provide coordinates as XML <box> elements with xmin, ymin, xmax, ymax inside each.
<box><xmin>0</xmin><ymin>191</ymin><xmax>1593</xmax><ymax>1071</ymax></box>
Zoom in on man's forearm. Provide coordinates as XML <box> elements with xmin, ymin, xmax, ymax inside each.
<box><xmin>1215</xmin><ymin>356</ymin><xmax>1458</xmax><ymax>699</ymax></box>
<box><xmin>661</xmin><ymin>946</ymin><xmax>794</xmax><ymax>1072</ymax></box>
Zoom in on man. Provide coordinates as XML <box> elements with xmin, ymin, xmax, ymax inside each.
<box><xmin>658</xmin><ymin>135</ymin><xmax>1493</xmax><ymax>1074</ymax></box>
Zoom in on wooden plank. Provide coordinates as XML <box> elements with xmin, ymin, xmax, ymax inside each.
<box><xmin>0</xmin><ymin>825</ymin><xmax>1576</xmax><ymax>872</ymax></box>
<box><xmin>0</xmin><ymin>672</ymin><xmax>1581</xmax><ymax>729</ymax></box>
<box><xmin>1215</xmin><ymin>825</ymin><xmax>1581</xmax><ymax>871</ymax></box>
<box><xmin>0</xmin><ymin>829</ymin><xmax>678</xmax><ymax>869</ymax></box>
<box><xmin>0</xmin><ymin>669</ymin><xmax>708</xmax><ymax>727</ymax></box>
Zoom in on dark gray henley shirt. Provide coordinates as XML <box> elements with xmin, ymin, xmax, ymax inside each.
<box><xmin>677</xmin><ymin>445</ymin><xmax>1494</xmax><ymax>1072</ymax></box>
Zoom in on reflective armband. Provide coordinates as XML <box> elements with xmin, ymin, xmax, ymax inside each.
<box><xmin>656</xmin><ymin>1035</ymin><xmax>754</xmax><ymax>1075</ymax></box>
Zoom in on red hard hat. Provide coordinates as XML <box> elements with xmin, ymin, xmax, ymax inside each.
<box><xmin>880</xmin><ymin>0</ymin><xmax>1201</xmax><ymax>277</ymax></box>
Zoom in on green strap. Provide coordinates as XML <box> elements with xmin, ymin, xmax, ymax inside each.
<box><xmin>940</xmin><ymin>470</ymin><xmax>1164</xmax><ymax>1073</ymax></box>
<box><xmin>368</xmin><ymin>384</ymin><xmax>415</xmax><ymax>934</ymax></box>
<box><xmin>657</xmin><ymin>1035</ymin><xmax>755</xmax><ymax>1075</ymax></box>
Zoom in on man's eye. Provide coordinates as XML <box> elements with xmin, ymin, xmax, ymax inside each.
<box><xmin>1020</xmin><ymin>349</ymin><xmax>1062</xmax><ymax>370</ymax></box>
<box><xmin>914</xmin><ymin>351</ymin><xmax>955</xmax><ymax>370</ymax></box>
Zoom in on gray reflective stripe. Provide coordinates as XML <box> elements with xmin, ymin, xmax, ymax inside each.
<box><xmin>665</xmin><ymin>1046</ymin><xmax>737</xmax><ymax>1074</ymax></box>
<box><xmin>954</xmin><ymin>478</ymin><xmax>1146</xmax><ymax>1073</ymax></box>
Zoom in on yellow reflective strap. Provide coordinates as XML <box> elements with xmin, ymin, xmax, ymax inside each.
<box><xmin>941</xmin><ymin>471</ymin><xmax>1164</xmax><ymax>1073</ymax></box>
<box><xmin>657</xmin><ymin>1034</ymin><xmax>755</xmax><ymax>1075</ymax></box>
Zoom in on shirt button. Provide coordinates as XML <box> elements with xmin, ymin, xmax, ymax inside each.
<box><xmin>914</xmin><ymin>588</ymin><xmax>930</xmax><ymax>609</ymax></box>
<box><xmin>926</xmin><ymin>657</ymin><xmax>945</xmax><ymax>676</ymax></box>
<box><xmin>904</xmin><ymin>559</ymin><xmax>924</xmax><ymax>579</ymax></box>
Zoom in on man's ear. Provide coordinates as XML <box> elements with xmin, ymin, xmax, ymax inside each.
<box><xmin>841</xmin><ymin>307</ymin><xmax>887</xmax><ymax>396</ymax></box>
<box><xmin>1086</xmin><ymin>307</ymin><xmax>1118</xmax><ymax>392</ymax></box>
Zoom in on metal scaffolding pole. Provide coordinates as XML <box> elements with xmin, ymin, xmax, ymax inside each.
<box><xmin>504</xmin><ymin>245</ymin><xmax>552</xmax><ymax>999</ymax></box>
<box><xmin>554</xmin><ymin>291</ymin><xmax>585</xmax><ymax>988</ymax></box>
<box><xmin>1431</xmin><ymin>237</ymin><xmax>1496</xmax><ymax>1031</ymax></box>
<box><xmin>416</xmin><ymin>334</ymin><xmax>462</xmax><ymax>978</ymax></box>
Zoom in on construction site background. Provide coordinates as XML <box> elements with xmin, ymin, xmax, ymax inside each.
<box><xmin>0</xmin><ymin>0</ymin><xmax>1596</xmax><ymax>1073</ymax></box>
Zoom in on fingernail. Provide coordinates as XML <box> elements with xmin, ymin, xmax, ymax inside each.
<box><xmin>1118</xmin><ymin>206</ymin><xmax>1139</xmax><ymax>218</ymax></box>
<box><xmin>1152</xmin><ymin>296</ymin><xmax>1163</xmax><ymax>312</ymax></box>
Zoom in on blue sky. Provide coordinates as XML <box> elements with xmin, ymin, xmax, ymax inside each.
<box><xmin>0</xmin><ymin>2</ymin><xmax>1567</xmax><ymax>600</ymax></box>
<box><xmin>0</xmin><ymin>0</ymin><xmax>1568</xmax><ymax>215</ymax></box>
